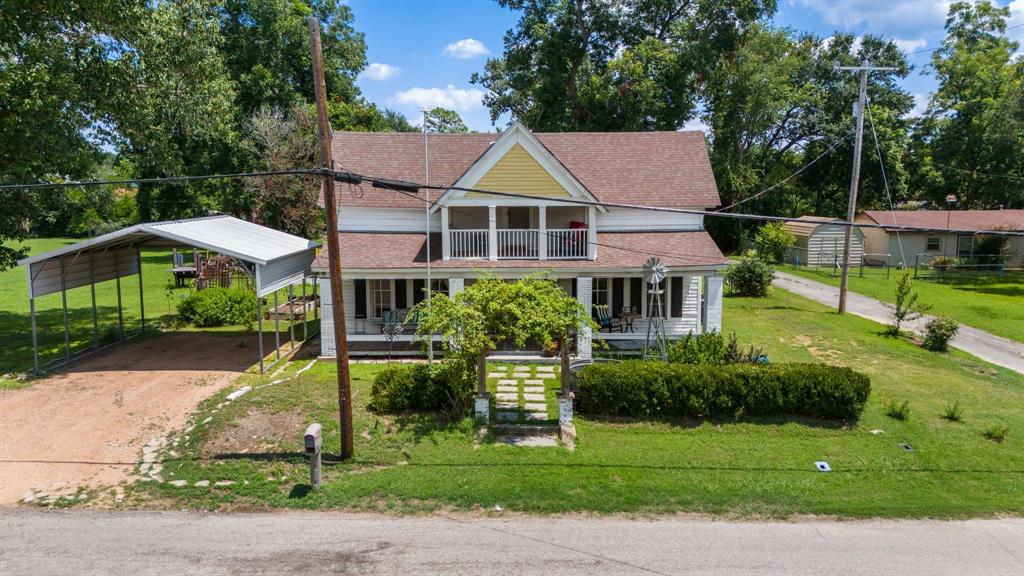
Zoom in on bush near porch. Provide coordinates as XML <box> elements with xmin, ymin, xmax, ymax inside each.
<box><xmin>575</xmin><ymin>362</ymin><xmax>870</xmax><ymax>420</ymax></box>
<box><xmin>370</xmin><ymin>363</ymin><xmax>474</xmax><ymax>414</ymax></box>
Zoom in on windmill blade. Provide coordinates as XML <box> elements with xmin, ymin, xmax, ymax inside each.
<box><xmin>643</xmin><ymin>257</ymin><xmax>668</xmax><ymax>284</ymax></box>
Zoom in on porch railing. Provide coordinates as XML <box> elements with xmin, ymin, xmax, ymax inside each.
<box><xmin>547</xmin><ymin>228</ymin><xmax>588</xmax><ymax>259</ymax></box>
<box><xmin>498</xmin><ymin>229</ymin><xmax>538</xmax><ymax>259</ymax></box>
<box><xmin>450</xmin><ymin>229</ymin><xmax>488</xmax><ymax>259</ymax></box>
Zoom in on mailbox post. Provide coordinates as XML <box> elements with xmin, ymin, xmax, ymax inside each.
<box><xmin>304</xmin><ymin>423</ymin><xmax>323</xmax><ymax>490</ymax></box>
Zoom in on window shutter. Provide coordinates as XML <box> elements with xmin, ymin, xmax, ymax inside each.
<box><xmin>671</xmin><ymin>277</ymin><xmax>683</xmax><ymax>318</ymax></box>
<box><xmin>412</xmin><ymin>279</ymin><xmax>425</xmax><ymax>305</ymax></box>
<box><xmin>612</xmin><ymin>278</ymin><xmax>624</xmax><ymax>315</ymax></box>
<box><xmin>630</xmin><ymin>277</ymin><xmax>642</xmax><ymax>312</ymax></box>
<box><xmin>571</xmin><ymin>278</ymin><xmax>577</xmax><ymax>298</ymax></box>
<box><xmin>354</xmin><ymin>279</ymin><xmax>367</xmax><ymax>318</ymax></box>
<box><xmin>395</xmin><ymin>279</ymin><xmax>407</xmax><ymax>309</ymax></box>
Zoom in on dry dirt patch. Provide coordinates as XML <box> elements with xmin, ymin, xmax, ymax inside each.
<box><xmin>0</xmin><ymin>333</ymin><xmax>263</xmax><ymax>504</ymax></box>
<box><xmin>202</xmin><ymin>409</ymin><xmax>307</xmax><ymax>457</ymax></box>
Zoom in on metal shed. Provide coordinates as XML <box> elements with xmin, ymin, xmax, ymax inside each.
<box><xmin>19</xmin><ymin>215</ymin><xmax>320</xmax><ymax>373</ymax></box>
<box><xmin>783</xmin><ymin>216</ymin><xmax>864</xmax><ymax>267</ymax></box>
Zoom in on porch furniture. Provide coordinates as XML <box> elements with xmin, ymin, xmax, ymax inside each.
<box><xmin>594</xmin><ymin>304</ymin><xmax>623</xmax><ymax>333</ymax></box>
<box><xmin>170</xmin><ymin>249</ymin><xmax>198</xmax><ymax>287</ymax></box>
<box><xmin>620</xmin><ymin>306</ymin><xmax>639</xmax><ymax>332</ymax></box>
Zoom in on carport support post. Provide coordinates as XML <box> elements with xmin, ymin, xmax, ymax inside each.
<box><xmin>274</xmin><ymin>290</ymin><xmax>280</xmax><ymax>360</ymax></box>
<box><xmin>288</xmin><ymin>284</ymin><xmax>296</xmax><ymax>350</ymax></box>
<box><xmin>114</xmin><ymin>252</ymin><xmax>124</xmax><ymax>338</ymax></box>
<box><xmin>257</xmin><ymin>294</ymin><xmax>264</xmax><ymax>373</ymax></box>
<box><xmin>301</xmin><ymin>275</ymin><xmax>308</xmax><ymax>342</ymax></box>
<box><xmin>30</xmin><ymin>297</ymin><xmax>39</xmax><ymax>373</ymax></box>
<box><xmin>60</xmin><ymin>255</ymin><xmax>70</xmax><ymax>359</ymax></box>
<box><xmin>137</xmin><ymin>247</ymin><xmax>145</xmax><ymax>333</ymax></box>
<box><xmin>89</xmin><ymin>252</ymin><xmax>99</xmax><ymax>348</ymax></box>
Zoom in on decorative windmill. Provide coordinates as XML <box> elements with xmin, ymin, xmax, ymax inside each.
<box><xmin>643</xmin><ymin>257</ymin><xmax>669</xmax><ymax>361</ymax></box>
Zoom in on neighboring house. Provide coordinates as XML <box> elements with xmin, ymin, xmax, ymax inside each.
<box><xmin>314</xmin><ymin>122</ymin><xmax>729</xmax><ymax>357</ymax></box>
<box><xmin>856</xmin><ymin>210</ymin><xmax>1024</xmax><ymax>267</ymax></box>
<box><xmin>782</xmin><ymin>216</ymin><xmax>865</xmax><ymax>266</ymax></box>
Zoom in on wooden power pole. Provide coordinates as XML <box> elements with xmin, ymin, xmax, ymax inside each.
<box><xmin>836</xmin><ymin>61</ymin><xmax>896</xmax><ymax>314</ymax></box>
<box><xmin>308</xmin><ymin>16</ymin><xmax>353</xmax><ymax>459</ymax></box>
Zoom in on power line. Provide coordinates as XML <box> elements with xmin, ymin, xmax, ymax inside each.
<box><xmin>866</xmin><ymin>98</ymin><xmax>907</xmax><ymax>265</ymax></box>
<box><xmin>713</xmin><ymin>132</ymin><xmax>852</xmax><ymax>213</ymax></box>
<box><xmin>0</xmin><ymin>169</ymin><xmax>320</xmax><ymax>192</ymax></box>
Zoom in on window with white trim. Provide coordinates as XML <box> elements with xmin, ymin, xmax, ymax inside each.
<box><xmin>593</xmin><ymin>277</ymin><xmax>609</xmax><ymax>308</ymax></box>
<box><xmin>430</xmin><ymin>278</ymin><xmax>449</xmax><ymax>295</ymax></box>
<box><xmin>926</xmin><ymin>237</ymin><xmax>940</xmax><ymax>251</ymax></box>
<box><xmin>370</xmin><ymin>279</ymin><xmax>392</xmax><ymax>319</ymax></box>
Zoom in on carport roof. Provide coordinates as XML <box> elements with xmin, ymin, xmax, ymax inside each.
<box><xmin>19</xmin><ymin>215</ymin><xmax>319</xmax><ymax>267</ymax></box>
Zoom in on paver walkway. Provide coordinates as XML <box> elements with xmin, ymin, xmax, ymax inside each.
<box><xmin>774</xmin><ymin>271</ymin><xmax>1024</xmax><ymax>374</ymax></box>
<box><xmin>488</xmin><ymin>364</ymin><xmax>560</xmax><ymax>447</ymax></box>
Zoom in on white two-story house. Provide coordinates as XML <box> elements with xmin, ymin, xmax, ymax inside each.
<box><xmin>314</xmin><ymin>123</ymin><xmax>728</xmax><ymax>358</ymax></box>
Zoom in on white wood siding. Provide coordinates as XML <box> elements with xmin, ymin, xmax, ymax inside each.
<box><xmin>596</xmin><ymin>208</ymin><xmax>702</xmax><ymax>231</ymax></box>
<box><xmin>339</xmin><ymin>207</ymin><xmax>440</xmax><ymax>232</ymax></box>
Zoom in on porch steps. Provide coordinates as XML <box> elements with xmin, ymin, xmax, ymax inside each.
<box><xmin>492</xmin><ymin>424</ymin><xmax>560</xmax><ymax>447</ymax></box>
<box><xmin>488</xmin><ymin>363</ymin><xmax>561</xmax><ymax>447</ymax></box>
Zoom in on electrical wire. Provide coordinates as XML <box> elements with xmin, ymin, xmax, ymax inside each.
<box><xmin>0</xmin><ymin>169</ymin><xmax>320</xmax><ymax>192</ymax></box>
<box><xmin>865</xmin><ymin>98</ymin><xmax>907</xmax><ymax>265</ymax></box>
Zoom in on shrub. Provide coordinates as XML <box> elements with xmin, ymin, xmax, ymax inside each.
<box><xmin>726</xmin><ymin>256</ymin><xmax>774</xmax><ymax>297</ymax></box>
<box><xmin>885</xmin><ymin>399</ymin><xmax>911</xmax><ymax>421</ymax></box>
<box><xmin>885</xmin><ymin>274</ymin><xmax>929</xmax><ymax>336</ymax></box>
<box><xmin>983</xmin><ymin>425</ymin><xmax>1009</xmax><ymax>443</ymax></box>
<box><xmin>370</xmin><ymin>363</ymin><xmax>474</xmax><ymax>414</ymax></box>
<box><xmin>177</xmin><ymin>287</ymin><xmax>257</xmax><ymax>327</ymax></box>
<box><xmin>941</xmin><ymin>401</ymin><xmax>963</xmax><ymax>422</ymax></box>
<box><xmin>668</xmin><ymin>332</ymin><xmax>725</xmax><ymax>365</ymax></box>
<box><xmin>575</xmin><ymin>361</ymin><xmax>870</xmax><ymax>421</ymax></box>
<box><xmin>929</xmin><ymin>256</ymin><xmax>956</xmax><ymax>270</ymax></box>
<box><xmin>754</xmin><ymin>222</ymin><xmax>796</xmax><ymax>263</ymax></box>
<box><xmin>923</xmin><ymin>317</ymin><xmax>959</xmax><ymax>352</ymax></box>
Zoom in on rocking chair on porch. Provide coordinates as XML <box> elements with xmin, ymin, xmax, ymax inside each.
<box><xmin>594</xmin><ymin>304</ymin><xmax>623</xmax><ymax>333</ymax></box>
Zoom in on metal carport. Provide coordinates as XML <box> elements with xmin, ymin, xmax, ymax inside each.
<box><xmin>19</xmin><ymin>215</ymin><xmax>320</xmax><ymax>373</ymax></box>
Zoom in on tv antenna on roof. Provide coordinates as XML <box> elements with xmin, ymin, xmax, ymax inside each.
<box><xmin>643</xmin><ymin>257</ymin><xmax>669</xmax><ymax>361</ymax></box>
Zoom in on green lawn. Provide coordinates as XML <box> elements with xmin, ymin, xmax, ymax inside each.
<box><xmin>131</xmin><ymin>288</ymin><xmax>1024</xmax><ymax>518</ymax></box>
<box><xmin>0</xmin><ymin>238</ymin><xmax>309</xmax><ymax>380</ymax></box>
<box><xmin>778</xmin><ymin>264</ymin><xmax>1024</xmax><ymax>343</ymax></box>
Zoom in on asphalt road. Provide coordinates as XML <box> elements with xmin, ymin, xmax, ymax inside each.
<box><xmin>774</xmin><ymin>271</ymin><xmax>1024</xmax><ymax>374</ymax></box>
<box><xmin>2</xmin><ymin>509</ymin><xmax>1022</xmax><ymax>576</ymax></box>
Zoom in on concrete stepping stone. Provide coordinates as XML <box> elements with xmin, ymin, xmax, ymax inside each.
<box><xmin>488</xmin><ymin>372</ymin><xmax>507</xmax><ymax>378</ymax></box>
<box><xmin>496</xmin><ymin>412</ymin><xmax>519</xmax><ymax>421</ymax></box>
<box><xmin>535</xmin><ymin>373</ymin><xmax>555</xmax><ymax>379</ymax></box>
<box><xmin>512</xmin><ymin>372</ymin><xmax>531</xmax><ymax>379</ymax></box>
<box><xmin>496</xmin><ymin>393</ymin><xmax>518</xmax><ymax>402</ymax></box>
<box><xmin>536</xmin><ymin>366</ymin><xmax>556</xmax><ymax>372</ymax></box>
<box><xmin>524</xmin><ymin>379</ymin><xmax>543</xmax><ymax>385</ymax></box>
<box><xmin>495</xmin><ymin>435</ymin><xmax>558</xmax><ymax>447</ymax></box>
<box><xmin>524</xmin><ymin>403</ymin><xmax>547</xmax><ymax>412</ymax></box>
<box><xmin>523</xmin><ymin>393</ymin><xmax>545</xmax><ymax>402</ymax></box>
<box><xmin>194</xmin><ymin>480</ymin><xmax>210</xmax><ymax>487</ymax></box>
<box><xmin>498</xmin><ymin>379</ymin><xmax>518</xmax><ymax>386</ymax></box>
<box><xmin>496</xmin><ymin>386</ymin><xmax>517</xmax><ymax>393</ymax></box>
<box><xmin>523</xmin><ymin>386</ymin><xmax>544</xmax><ymax>394</ymax></box>
<box><xmin>496</xmin><ymin>401</ymin><xmax>518</xmax><ymax>410</ymax></box>
<box><xmin>168</xmin><ymin>480</ymin><xmax>188</xmax><ymax>488</ymax></box>
<box><xmin>522</xmin><ymin>412</ymin><xmax>550</xmax><ymax>421</ymax></box>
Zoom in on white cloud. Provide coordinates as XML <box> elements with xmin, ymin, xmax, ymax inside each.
<box><xmin>682</xmin><ymin>117</ymin><xmax>709</xmax><ymax>134</ymax></box>
<box><xmin>799</xmin><ymin>0</ymin><xmax>951</xmax><ymax>32</ymax></box>
<box><xmin>442</xmin><ymin>38</ymin><xmax>491</xmax><ymax>59</ymax></box>
<box><xmin>390</xmin><ymin>84</ymin><xmax>485</xmax><ymax>112</ymax></box>
<box><xmin>1009</xmin><ymin>1</ymin><xmax>1024</xmax><ymax>51</ymax></box>
<box><xmin>908</xmin><ymin>93</ymin><xmax>929</xmax><ymax>117</ymax></box>
<box><xmin>893</xmin><ymin>37</ymin><xmax>927</xmax><ymax>53</ymax></box>
<box><xmin>360</xmin><ymin>63</ymin><xmax>400</xmax><ymax>81</ymax></box>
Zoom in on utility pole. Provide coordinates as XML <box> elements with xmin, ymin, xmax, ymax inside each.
<box><xmin>308</xmin><ymin>16</ymin><xmax>353</xmax><ymax>459</ymax></box>
<box><xmin>422</xmin><ymin>108</ymin><xmax>433</xmax><ymax>362</ymax></box>
<box><xmin>836</xmin><ymin>61</ymin><xmax>896</xmax><ymax>314</ymax></box>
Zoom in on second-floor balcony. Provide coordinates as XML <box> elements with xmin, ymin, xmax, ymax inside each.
<box><xmin>442</xmin><ymin>204</ymin><xmax>596</xmax><ymax>261</ymax></box>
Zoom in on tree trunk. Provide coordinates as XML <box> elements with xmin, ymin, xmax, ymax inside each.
<box><xmin>560</xmin><ymin>337</ymin><xmax>570</xmax><ymax>397</ymax></box>
<box><xmin>477</xmin><ymin>350</ymin><xmax>487</xmax><ymax>395</ymax></box>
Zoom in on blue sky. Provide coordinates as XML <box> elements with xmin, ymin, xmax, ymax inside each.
<box><xmin>348</xmin><ymin>0</ymin><xmax>1024</xmax><ymax>132</ymax></box>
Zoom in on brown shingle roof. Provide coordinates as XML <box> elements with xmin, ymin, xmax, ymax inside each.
<box><xmin>859</xmin><ymin>210</ymin><xmax>1024</xmax><ymax>232</ymax></box>
<box><xmin>330</xmin><ymin>131</ymin><xmax>719</xmax><ymax>209</ymax></box>
<box><xmin>313</xmin><ymin>231</ymin><xmax>727</xmax><ymax>271</ymax></box>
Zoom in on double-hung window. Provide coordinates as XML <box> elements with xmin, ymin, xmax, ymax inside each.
<box><xmin>926</xmin><ymin>237</ymin><xmax>940</xmax><ymax>251</ymax></box>
<box><xmin>369</xmin><ymin>279</ymin><xmax>392</xmax><ymax>319</ymax></box>
<box><xmin>593</xmin><ymin>278</ymin><xmax>609</xmax><ymax>308</ymax></box>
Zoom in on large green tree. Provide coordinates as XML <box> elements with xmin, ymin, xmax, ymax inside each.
<box><xmin>910</xmin><ymin>1</ymin><xmax>1023</xmax><ymax>209</ymax></box>
<box><xmin>473</xmin><ymin>0</ymin><xmax>777</xmax><ymax>131</ymax></box>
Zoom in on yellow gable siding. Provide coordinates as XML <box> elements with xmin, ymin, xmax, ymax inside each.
<box><xmin>467</xmin><ymin>143</ymin><xmax>572</xmax><ymax>198</ymax></box>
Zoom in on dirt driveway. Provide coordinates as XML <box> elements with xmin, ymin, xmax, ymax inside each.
<box><xmin>0</xmin><ymin>333</ymin><xmax>265</xmax><ymax>505</ymax></box>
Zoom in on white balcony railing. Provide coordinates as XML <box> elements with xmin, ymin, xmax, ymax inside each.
<box><xmin>547</xmin><ymin>228</ymin><xmax>588</xmax><ymax>259</ymax></box>
<box><xmin>450</xmin><ymin>229</ymin><xmax>488</xmax><ymax>259</ymax></box>
<box><xmin>497</xmin><ymin>229</ymin><xmax>539</xmax><ymax>259</ymax></box>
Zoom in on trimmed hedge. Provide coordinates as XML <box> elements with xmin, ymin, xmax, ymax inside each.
<box><xmin>177</xmin><ymin>287</ymin><xmax>257</xmax><ymax>327</ymax></box>
<box><xmin>576</xmin><ymin>361</ymin><xmax>870</xmax><ymax>420</ymax></box>
<box><xmin>370</xmin><ymin>363</ymin><xmax>474</xmax><ymax>414</ymax></box>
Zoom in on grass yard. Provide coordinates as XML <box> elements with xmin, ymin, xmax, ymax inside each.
<box><xmin>131</xmin><ymin>288</ymin><xmax>1024</xmax><ymax>518</ymax></box>
<box><xmin>0</xmin><ymin>238</ymin><xmax>312</xmax><ymax>381</ymax></box>
<box><xmin>778</xmin><ymin>264</ymin><xmax>1024</xmax><ymax>342</ymax></box>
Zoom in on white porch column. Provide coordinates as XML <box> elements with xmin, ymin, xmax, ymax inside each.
<box><xmin>576</xmin><ymin>276</ymin><xmax>593</xmax><ymax>359</ymax></box>
<box><xmin>441</xmin><ymin>206</ymin><xmax>450</xmax><ymax>260</ymax></box>
<box><xmin>704</xmin><ymin>275</ymin><xmax>724</xmax><ymax>333</ymax></box>
<box><xmin>538</xmin><ymin>205</ymin><xmax>548</xmax><ymax>260</ymax></box>
<box><xmin>488</xmin><ymin>205</ymin><xmax>498</xmax><ymax>260</ymax></box>
<box><xmin>448</xmin><ymin>277</ymin><xmax>464</xmax><ymax>298</ymax></box>
<box><xmin>587</xmin><ymin>206</ymin><xmax>597</xmax><ymax>260</ymax></box>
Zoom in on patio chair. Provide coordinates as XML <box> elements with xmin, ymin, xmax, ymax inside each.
<box><xmin>594</xmin><ymin>304</ymin><xmax>623</xmax><ymax>333</ymax></box>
